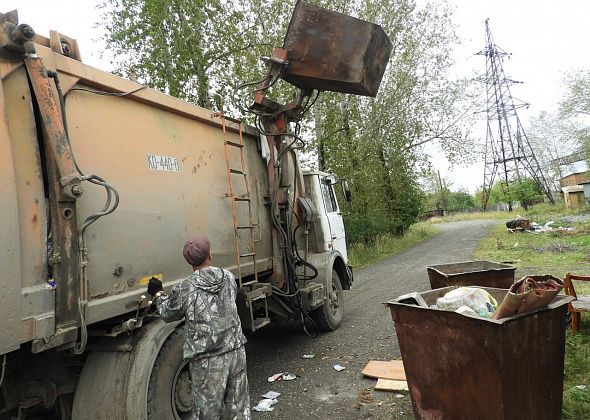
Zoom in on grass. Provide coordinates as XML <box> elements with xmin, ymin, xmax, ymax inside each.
<box><xmin>348</xmin><ymin>222</ymin><xmax>439</xmax><ymax>268</ymax></box>
<box><xmin>474</xmin><ymin>207</ymin><xmax>590</xmax><ymax>417</ymax></box>
<box><xmin>563</xmin><ymin>328</ymin><xmax>590</xmax><ymax>420</ymax></box>
<box><xmin>474</xmin><ymin>223</ymin><xmax>590</xmax><ymax>277</ymax></box>
<box><xmin>429</xmin><ymin>203</ymin><xmax>590</xmax><ymax>224</ymax></box>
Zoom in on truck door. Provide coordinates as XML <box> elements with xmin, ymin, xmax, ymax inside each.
<box><xmin>320</xmin><ymin>179</ymin><xmax>348</xmax><ymax>262</ymax></box>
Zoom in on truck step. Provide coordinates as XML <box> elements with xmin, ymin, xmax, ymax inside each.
<box><xmin>225</xmin><ymin>140</ymin><xmax>244</xmax><ymax>148</ymax></box>
<box><xmin>253</xmin><ymin>318</ymin><xmax>271</xmax><ymax>330</ymax></box>
<box><xmin>250</xmin><ymin>293</ymin><xmax>268</xmax><ymax>302</ymax></box>
<box><xmin>234</xmin><ymin>196</ymin><xmax>251</xmax><ymax>202</ymax></box>
<box><xmin>242</xmin><ymin>280</ymin><xmax>259</xmax><ymax>286</ymax></box>
<box><xmin>236</xmin><ymin>225</ymin><xmax>254</xmax><ymax>229</ymax></box>
<box><xmin>240</xmin><ymin>252</ymin><xmax>256</xmax><ymax>258</ymax></box>
<box><xmin>229</xmin><ymin>169</ymin><xmax>245</xmax><ymax>175</ymax></box>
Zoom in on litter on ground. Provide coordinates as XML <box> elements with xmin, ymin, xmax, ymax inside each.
<box><xmin>253</xmin><ymin>398</ymin><xmax>278</xmax><ymax>412</ymax></box>
<box><xmin>261</xmin><ymin>391</ymin><xmax>281</xmax><ymax>399</ymax></box>
<box><xmin>333</xmin><ymin>364</ymin><xmax>346</xmax><ymax>372</ymax></box>
<box><xmin>267</xmin><ymin>373</ymin><xmax>283</xmax><ymax>382</ymax></box>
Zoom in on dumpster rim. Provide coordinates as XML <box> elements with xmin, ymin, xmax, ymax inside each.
<box><xmin>426</xmin><ymin>260</ymin><xmax>516</xmax><ymax>277</ymax></box>
<box><xmin>386</xmin><ymin>286</ymin><xmax>574</xmax><ymax>325</ymax></box>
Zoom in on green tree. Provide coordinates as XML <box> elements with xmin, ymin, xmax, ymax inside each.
<box><xmin>560</xmin><ymin>69</ymin><xmax>590</xmax><ymax>117</ymax></box>
<box><xmin>527</xmin><ymin>111</ymin><xmax>585</xmax><ymax>190</ymax></box>
<box><xmin>307</xmin><ymin>0</ymin><xmax>476</xmax><ymax>243</ymax></box>
<box><xmin>488</xmin><ymin>179</ymin><xmax>543</xmax><ymax>211</ymax></box>
<box><xmin>98</xmin><ymin>0</ymin><xmax>291</xmax><ymax>107</ymax></box>
<box><xmin>448</xmin><ymin>188</ymin><xmax>476</xmax><ymax>210</ymax></box>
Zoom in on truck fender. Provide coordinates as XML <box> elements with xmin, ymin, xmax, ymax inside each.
<box><xmin>72</xmin><ymin>319</ymin><xmax>182</xmax><ymax>420</ymax></box>
<box><xmin>307</xmin><ymin>251</ymin><xmax>352</xmax><ymax>290</ymax></box>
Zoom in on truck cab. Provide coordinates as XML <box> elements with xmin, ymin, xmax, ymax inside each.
<box><xmin>303</xmin><ymin>170</ymin><xmax>349</xmax><ymax>262</ymax></box>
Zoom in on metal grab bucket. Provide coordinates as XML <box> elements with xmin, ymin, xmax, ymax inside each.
<box><xmin>387</xmin><ymin>287</ymin><xmax>572</xmax><ymax>420</ymax></box>
<box><xmin>427</xmin><ymin>260</ymin><xmax>516</xmax><ymax>289</ymax></box>
<box><xmin>281</xmin><ymin>0</ymin><xmax>392</xmax><ymax>97</ymax></box>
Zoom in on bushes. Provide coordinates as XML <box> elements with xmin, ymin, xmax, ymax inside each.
<box><xmin>345</xmin><ymin>213</ymin><xmax>406</xmax><ymax>245</ymax></box>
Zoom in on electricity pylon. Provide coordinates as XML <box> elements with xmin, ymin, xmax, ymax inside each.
<box><xmin>477</xmin><ymin>19</ymin><xmax>554</xmax><ymax>210</ymax></box>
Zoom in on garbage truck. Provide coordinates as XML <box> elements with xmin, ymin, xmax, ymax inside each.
<box><xmin>0</xmin><ymin>2</ymin><xmax>391</xmax><ymax>418</ymax></box>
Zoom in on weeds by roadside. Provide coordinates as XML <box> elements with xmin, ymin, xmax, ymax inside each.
<box><xmin>429</xmin><ymin>203</ymin><xmax>590</xmax><ymax>224</ymax></box>
<box><xmin>475</xmin><ymin>222</ymin><xmax>590</xmax><ymax>279</ymax></box>
<box><xmin>563</xmin><ymin>320</ymin><xmax>590</xmax><ymax>420</ymax></box>
<box><xmin>349</xmin><ymin>222</ymin><xmax>439</xmax><ymax>268</ymax></box>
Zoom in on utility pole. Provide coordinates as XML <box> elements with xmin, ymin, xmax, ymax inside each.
<box><xmin>477</xmin><ymin>19</ymin><xmax>554</xmax><ymax>211</ymax></box>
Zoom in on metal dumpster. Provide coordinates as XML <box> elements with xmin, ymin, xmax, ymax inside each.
<box><xmin>387</xmin><ymin>286</ymin><xmax>572</xmax><ymax>420</ymax></box>
<box><xmin>427</xmin><ymin>260</ymin><xmax>516</xmax><ymax>289</ymax></box>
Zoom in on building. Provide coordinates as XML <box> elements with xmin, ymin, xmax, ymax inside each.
<box><xmin>560</xmin><ymin>171</ymin><xmax>589</xmax><ymax>208</ymax></box>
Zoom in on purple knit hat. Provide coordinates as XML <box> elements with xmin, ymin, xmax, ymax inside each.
<box><xmin>183</xmin><ymin>235</ymin><xmax>210</xmax><ymax>266</ymax></box>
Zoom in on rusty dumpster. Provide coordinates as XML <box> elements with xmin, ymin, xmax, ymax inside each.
<box><xmin>427</xmin><ymin>260</ymin><xmax>516</xmax><ymax>289</ymax></box>
<box><xmin>387</xmin><ymin>286</ymin><xmax>572</xmax><ymax>420</ymax></box>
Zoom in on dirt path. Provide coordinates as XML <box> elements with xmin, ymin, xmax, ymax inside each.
<box><xmin>244</xmin><ymin>220</ymin><xmax>496</xmax><ymax>419</ymax></box>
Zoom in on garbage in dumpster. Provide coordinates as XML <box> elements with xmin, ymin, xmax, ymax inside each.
<box><xmin>436</xmin><ymin>287</ymin><xmax>498</xmax><ymax>318</ymax></box>
<box><xmin>493</xmin><ymin>275</ymin><xmax>563</xmax><ymax>319</ymax></box>
<box><xmin>253</xmin><ymin>398</ymin><xmax>278</xmax><ymax>412</ymax></box>
<box><xmin>455</xmin><ymin>305</ymin><xmax>479</xmax><ymax>317</ymax></box>
<box><xmin>395</xmin><ymin>291</ymin><xmax>428</xmax><ymax>308</ymax></box>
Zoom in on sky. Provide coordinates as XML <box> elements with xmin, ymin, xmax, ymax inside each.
<box><xmin>3</xmin><ymin>0</ymin><xmax>590</xmax><ymax>192</ymax></box>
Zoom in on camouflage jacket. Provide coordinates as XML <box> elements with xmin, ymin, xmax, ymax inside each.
<box><xmin>156</xmin><ymin>266</ymin><xmax>247</xmax><ymax>359</ymax></box>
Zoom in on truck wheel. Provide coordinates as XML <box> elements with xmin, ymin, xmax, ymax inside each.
<box><xmin>312</xmin><ymin>268</ymin><xmax>343</xmax><ymax>331</ymax></box>
<box><xmin>147</xmin><ymin>329</ymin><xmax>193</xmax><ymax>419</ymax></box>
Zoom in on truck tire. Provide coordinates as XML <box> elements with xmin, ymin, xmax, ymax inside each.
<box><xmin>147</xmin><ymin>329</ymin><xmax>193</xmax><ymax>419</ymax></box>
<box><xmin>72</xmin><ymin>320</ymin><xmax>182</xmax><ymax>420</ymax></box>
<box><xmin>312</xmin><ymin>268</ymin><xmax>343</xmax><ymax>331</ymax></box>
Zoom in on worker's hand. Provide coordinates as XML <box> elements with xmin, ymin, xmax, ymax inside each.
<box><xmin>147</xmin><ymin>277</ymin><xmax>163</xmax><ymax>297</ymax></box>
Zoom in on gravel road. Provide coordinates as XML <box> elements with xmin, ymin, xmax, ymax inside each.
<box><xmin>244</xmin><ymin>220</ymin><xmax>495</xmax><ymax>419</ymax></box>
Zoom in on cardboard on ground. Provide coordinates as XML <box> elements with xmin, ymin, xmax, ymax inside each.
<box><xmin>375</xmin><ymin>378</ymin><xmax>409</xmax><ymax>392</ymax></box>
<box><xmin>362</xmin><ymin>360</ymin><xmax>406</xmax><ymax>381</ymax></box>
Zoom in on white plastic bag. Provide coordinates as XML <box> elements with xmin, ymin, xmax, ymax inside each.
<box><xmin>436</xmin><ymin>287</ymin><xmax>497</xmax><ymax>318</ymax></box>
<box><xmin>253</xmin><ymin>399</ymin><xmax>278</xmax><ymax>412</ymax></box>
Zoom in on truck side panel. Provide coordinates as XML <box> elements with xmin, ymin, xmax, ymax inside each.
<box><xmin>0</xmin><ymin>66</ymin><xmax>32</xmax><ymax>353</ymax></box>
<box><xmin>25</xmin><ymin>45</ymin><xmax>275</xmax><ymax>325</ymax></box>
<box><xmin>3</xmin><ymin>66</ymin><xmax>56</xmax><ymax>343</ymax></box>
<box><xmin>66</xmin><ymin>91</ymin><xmax>273</xmax><ymax>298</ymax></box>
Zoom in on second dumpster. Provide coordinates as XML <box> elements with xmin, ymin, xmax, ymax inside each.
<box><xmin>427</xmin><ymin>260</ymin><xmax>516</xmax><ymax>289</ymax></box>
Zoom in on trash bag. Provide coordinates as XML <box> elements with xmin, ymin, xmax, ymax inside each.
<box><xmin>493</xmin><ymin>275</ymin><xmax>563</xmax><ymax>320</ymax></box>
<box><xmin>436</xmin><ymin>287</ymin><xmax>498</xmax><ymax>318</ymax></box>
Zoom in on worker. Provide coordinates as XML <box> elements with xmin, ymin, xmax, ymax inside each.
<box><xmin>147</xmin><ymin>235</ymin><xmax>251</xmax><ymax>419</ymax></box>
